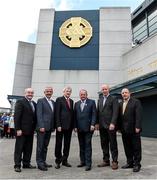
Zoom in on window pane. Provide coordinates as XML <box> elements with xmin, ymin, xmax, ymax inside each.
<box><xmin>133</xmin><ymin>30</ymin><xmax>147</xmax><ymax>41</ymax></box>
<box><xmin>148</xmin><ymin>9</ymin><xmax>157</xmax><ymax>21</ymax></box>
<box><xmin>133</xmin><ymin>19</ymin><xmax>147</xmax><ymax>33</ymax></box>
<box><xmin>133</xmin><ymin>24</ymin><xmax>147</xmax><ymax>37</ymax></box>
<box><xmin>149</xmin><ymin>15</ymin><xmax>157</xmax><ymax>27</ymax></box>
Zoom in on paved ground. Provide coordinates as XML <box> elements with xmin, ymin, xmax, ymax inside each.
<box><xmin>0</xmin><ymin>134</ymin><xmax>157</xmax><ymax>179</ymax></box>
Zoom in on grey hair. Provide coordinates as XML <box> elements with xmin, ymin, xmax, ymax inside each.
<box><xmin>63</xmin><ymin>86</ymin><xmax>72</xmax><ymax>92</ymax></box>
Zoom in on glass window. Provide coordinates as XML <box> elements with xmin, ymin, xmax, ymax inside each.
<box><xmin>148</xmin><ymin>9</ymin><xmax>157</xmax><ymax>21</ymax></box>
<box><xmin>149</xmin><ymin>15</ymin><xmax>157</xmax><ymax>27</ymax></box>
<box><xmin>133</xmin><ymin>24</ymin><xmax>147</xmax><ymax>38</ymax></box>
<box><xmin>133</xmin><ymin>29</ymin><xmax>147</xmax><ymax>41</ymax></box>
<box><xmin>149</xmin><ymin>22</ymin><xmax>157</xmax><ymax>33</ymax></box>
<box><xmin>133</xmin><ymin>18</ymin><xmax>147</xmax><ymax>33</ymax></box>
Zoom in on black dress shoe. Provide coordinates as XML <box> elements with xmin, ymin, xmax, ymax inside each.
<box><xmin>77</xmin><ymin>163</ymin><xmax>85</xmax><ymax>167</ymax></box>
<box><xmin>85</xmin><ymin>166</ymin><xmax>91</xmax><ymax>171</ymax></box>
<box><xmin>45</xmin><ymin>163</ymin><xmax>52</xmax><ymax>168</ymax></box>
<box><xmin>121</xmin><ymin>164</ymin><xmax>133</xmax><ymax>169</ymax></box>
<box><xmin>62</xmin><ymin>162</ymin><xmax>72</xmax><ymax>167</ymax></box>
<box><xmin>23</xmin><ymin>164</ymin><xmax>36</xmax><ymax>169</ymax></box>
<box><xmin>133</xmin><ymin>165</ymin><xmax>141</xmax><ymax>172</ymax></box>
<box><xmin>55</xmin><ymin>164</ymin><xmax>60</xmax><ymax>169</ymax></box>
<box><xmin>14</xmin><ymin>167</ymin><xmax>21</xmax><ymax>172</ymax></box>
<box><xmin>38</xmin><ymin>166</ymin><xmax>48</xmax><ymax>171</ymax></box>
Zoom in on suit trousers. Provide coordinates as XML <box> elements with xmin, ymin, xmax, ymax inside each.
<box><xmin>55</xmin><ymin>130</ymin><xmax>72</xmax><ymax>164</ymax></box>
<box><xmin>99</xmin><ymin>127</ymin><xmax>118</xmax><ymax>162</ymax></box>
<box><xmin>78</xmin><ymin>131</ymin><xmax>93</xmax><ymax>167</ymax></box>
<box><xmin>122</xmin><ymin>132</ymin><xmax>142</xmax><ymax>166</ymax></box>
<box><xmin>14</xmin><ymin>134</ymin><xmax>34</xmax><ymax>168</ymax></box>
<box><xmin>36</xmin><ymin>131</ymin><xmax>52</xmax><ymax>166</ymax></box>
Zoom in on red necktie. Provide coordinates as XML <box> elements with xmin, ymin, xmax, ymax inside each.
<box><xmin>66</xmin><ymin>98</ymin><xmax>70</xmax><ymax>108</ymax></box>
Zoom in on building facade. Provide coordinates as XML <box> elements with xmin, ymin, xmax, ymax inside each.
<box><xmin>12</xmin><ymin>0</ymin><xmax>157</xmax><ymax>137</ymax></box>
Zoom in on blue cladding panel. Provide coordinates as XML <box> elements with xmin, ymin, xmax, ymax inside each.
<box><xmin>50</xmin><ymin>10</ymin><xmax>99</xmax><ymax>70</ymax></box>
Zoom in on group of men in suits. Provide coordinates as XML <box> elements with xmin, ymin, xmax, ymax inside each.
<box><xmin>13</xmin><ymin>85</ymin><xmax>142</xmax><ymax>173</ymax></box>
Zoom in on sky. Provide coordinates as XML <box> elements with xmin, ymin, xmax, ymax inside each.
<box><xmin>0</xmin><ymin>0</ymin><xmax>144</xmax><ymax>108</ymax></box>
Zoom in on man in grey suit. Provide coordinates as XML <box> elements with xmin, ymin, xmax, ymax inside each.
<box><xmin>96</xmin><ymin>84</ymin><xmax>119</xmax><ymax>170</ymax></box>
<box><xmin>74</xmin><ymin>89</ymin><xmax>96</xmax><ymax>171</ymax></box>
<box><xmin>36</xmin><ymin>87</ymin><xmax>55</xmax><ymax>171</ymax></box>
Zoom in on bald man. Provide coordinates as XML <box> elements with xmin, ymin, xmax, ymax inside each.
<box><xmin>119</xmin><ymin>88</ymin><xmax>142</xmax><ymax>172</ymax></box>
<box><xmin>96</xmin><ymin>84</ymin><xmax>119</xmax><ymax>170</ymax></box>
<box><xmin>14</xmin><ymin>88</ymin><xmax>37</xmax><ymax>172</ymax></box>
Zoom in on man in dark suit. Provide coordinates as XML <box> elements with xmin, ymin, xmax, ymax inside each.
<box><xmin>36</xmin><ymin>87</ymin><xmax>55</xmax><ymax>171</ymax></box>
<box><xmin>14</xmin><ymin>88</ymin><xmax>37</xmax><ymax>172</ymax></box>
<box><xmin>96</xmin><ymin>84</ymin><xmax>119</xmax><ymax>170</ymax></box>
<box><xmin>119</xmin><ymin>88</ymin><xmax>142</xmax><ymax>172</ymax></box>
<box><xmin>74</xmin><ymin>89</ymin><xmax>96</xmax><ymax>171</ymax></box>
<box><xmin>55</xmin><ymin>86</ymin><xmax>74</xmax><ymax>169</ymax></box>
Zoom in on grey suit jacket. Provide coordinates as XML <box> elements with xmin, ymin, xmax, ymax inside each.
<box><xmin>36</xmin><ymin>97</ymin><xmax>55</xmax><ymax>131</ymax></box>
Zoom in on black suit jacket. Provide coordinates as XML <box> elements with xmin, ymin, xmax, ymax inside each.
<box><xmin>74</xmin><ymin>98</ymin><xmax>96</xmax><ymax>132</ymax></box>
<box><xmin>14</xmin><ymin>98</ymin><xmax>37</xmax><ymax>135</ymax></box>
<box><xmin>55</xmin><ymin>96</ymin><xmax>74</xmax><ymax>130</ymax></box>
<box><xmin>119</xmin><ymin>97</ymin><xmax>142</xmax><ymax>133</ymax></box>
<box><xmin>97</xmin><ymin>95</ymin><xmax>119</xmax><ymax>129</ymax></box>
<box><xmin>36</xmin><ymin>97</ymin><xmax>55</xmax><ymax>131</ymax></box>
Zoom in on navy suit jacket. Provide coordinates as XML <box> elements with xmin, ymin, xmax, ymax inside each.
<box><xmin>74</xmin><ymin>98</ymin><xmax>96</xmax><ymax>132</ymax></box>
<box><xmin>36</xmin><ymin>97</ymin><xmax>55</xmax><ymax>131</ymax></box>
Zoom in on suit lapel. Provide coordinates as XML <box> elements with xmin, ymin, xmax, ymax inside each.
<box><xmin>44</xmin><ymin>97</ymin><xmax>53</xmax><ymax>111</ymax></box>
<box><xmin>24</xmin><ymin>98</ymin><xmax>33</xmax><ymax>113</ymax></box>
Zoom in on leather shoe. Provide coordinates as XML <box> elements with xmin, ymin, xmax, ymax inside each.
<box><xmin>85</xmin><ymin>166</ymin><xmax>91</xmax><ymax>171</ymax></box>
<box><xmin>97</xmin><ymin>161</ymin><xmax>110</xmax><ymax>167</ymax></box>
<box><xmin>133</xmin><ymin>165</ymin><xmax>141</xmax><ymax>172</ymax></box>
<box><xmin>45</xmin><ymin>163</ymin><xmax>52</xmax><ymax>168</ymax></box>
<box><xmin>55</xmin><ymin>164</ymin><xmax>60</xmax><ymax>169</ymax></box>
<box><xmin>38</xmin><ymin>166</ymin><xmax>48</xmax><ymax>171</ymax></box>
<box><xmin>112</xmin><ymin>162</ymin><xmax>118</xmax><ymax>170</ymax></box>
<box><xmin>23</xmin><ymin>164</ymin><xmax>36</xmax><ymax>169</ymax></box>
<box><xmin>62</xmin><ymin>162</ymin><xmax>72</xmax><ymax>167</ymax></box>
<box><xmin>77</xmin><ymin>163</ymin><xmax>85</xmax><ymax>167</ymax></box>
<box><xmin>121</xmin><ymin>164</ymin><xmax>133</xmax><ymax>169</ymax></box>
<box><xmin>14</xmin><ymin>167</ymin><xmax>21</xmax><ymax>172</ymax></box>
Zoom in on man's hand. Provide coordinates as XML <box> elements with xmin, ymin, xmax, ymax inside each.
<box><xmin>109</xmin><ymin>123</ymin><xmax>115</xmax><ymax>130</ymax></box>
<box><xmin>95</xmin><ymin>124</ymin><xmax>99</xmax><ymax>130</ymax></box>
<box><xmin>16</xmin><ymin>130</ymin><xmax>22</xmax><ymax>136</ymax></box>
<box><xmin>57</xmin><ymin>127</ymin><xmax>62</xmax><ymax>132</ymax></box>
<box><xmin>74</xmin><ymin>128</ymin><xmax>77</xmax><ymax>132</ymax></box>
<box><xmin>40</xmin><ymin>128</ymin><xmax>45</xmax><ymax>133</ymax></box>
<box><xmin>90</xmin><ymin>125</ymin><xmax>95</xmax><ymax>132</ymax></box>
<box><xmin>135</xmin><ymin>128</ymin><xmax>140</xmax><ymax>133</ymax></box>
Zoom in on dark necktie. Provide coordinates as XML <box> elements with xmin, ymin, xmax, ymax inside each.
<box><xmin>66</xmin><ymin>98</ymin><xmax>70</xmax><ymax>108</ymax></box>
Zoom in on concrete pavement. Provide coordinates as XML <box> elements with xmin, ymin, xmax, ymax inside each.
<box><xmin>0</xmin><ymin>134</ymin><xmax>157</xmax><ymax>179</ymax></box>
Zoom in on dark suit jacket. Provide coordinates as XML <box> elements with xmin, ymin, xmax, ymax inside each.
<box><xmin>119</xmin><ymin>97</ymin><xmax>142</xmax><ymax>134</ymax></box>
<box><xmin>74</xmin><ymin>98</ymin><xmax>96</xmax><ymax>132</ymax></box>
<box><xmin>55</xmin><ymin>96</ymin><xmax>74</xmax><ymax>130</ymax></box>
<box><xmin>97</xmin><ymin>95</ymin><xmax>119</xmax><ymax>129</ymax></box>
<box><xmin>36</xmin><ymin>97</ymin><xmax>55</xmax><ymax>131</ymax></box>
<box><xmin>14</xmin><ymin>98</ymin><xmax>37</xmax><ymax>135</ymax></box>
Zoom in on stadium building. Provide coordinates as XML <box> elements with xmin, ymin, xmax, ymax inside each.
<box><xmin>10</xmin><ymin>0</ymin><xmax>157</xmax><ymax>137</ymax></box>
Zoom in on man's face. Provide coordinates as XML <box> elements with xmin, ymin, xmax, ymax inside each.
<box><xmin>79</xmin><ymin>91</ymin><xmax>87</xmax><ymax>101</ymax></box>
<box><xmin>44</xmin><ymin>87</ymin><xmax>53</xmax><ymax>99</ymax></box>
<box><xmin>101</xmin><ymin>85</ymin><xmax>109</xmax><ymax>96</ymax></box>
<box><xmin>121</xmin><ymin>88</ymin><xmax>130</xmax><ymax>100</ymax></box>
<box><xmin>25</xmin><ymin>88</ymin><xmax>34</xmax><ymax>100</ymax></box>
<box><xmin>64</xmin><ymin>89</ymin><xmax>72</xmax><ymax>98</ymax></box>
